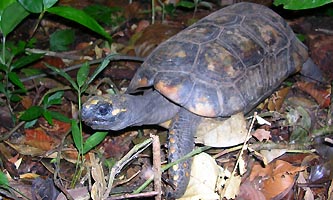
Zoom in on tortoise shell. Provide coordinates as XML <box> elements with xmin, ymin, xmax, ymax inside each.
<box><xmin>127</xmin><ymin>2</ymin><xmax>308</xmax><ymax>117</ymax></box>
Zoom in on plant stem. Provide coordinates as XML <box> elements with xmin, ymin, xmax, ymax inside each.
<box><xmin>1</xmin><ymin>35</ymin><xmax>5</xmax><ymax>65</ymax></box>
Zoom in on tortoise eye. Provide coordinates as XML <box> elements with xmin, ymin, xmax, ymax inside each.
<box><xmin>98</xmin><ymin>103</ymin><xmax>112</xmax><ymax>116</ymax></box>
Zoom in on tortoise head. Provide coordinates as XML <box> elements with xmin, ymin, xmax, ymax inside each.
<box><xmin>81</xmin><ymin>94</ymin><xmax>130</xmax><ymax>130</ymax></box>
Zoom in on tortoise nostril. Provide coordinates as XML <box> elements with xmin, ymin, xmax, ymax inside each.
<box><xmin>98</xmin><ymin>103</ymin><xmax>111</xmax><ymax>116</ymax></box>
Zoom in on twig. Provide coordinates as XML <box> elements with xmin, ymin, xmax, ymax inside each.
<box><xmin>151</xmin><ymin>134</ymin><xmax>162</xmax><ymax>200</ymax></box>
<box><xmin>315</xmin><ymin>28</ymin><xmax>333</xmax><ymax>35</ymax></box>
<box><xmin>18</xmin><ymin>53</ymin><xmax>144</xmax><ymax>85</ymax></box>
<box><xmin>103</xmin><ymin>138</ymin><xmax>153</xmax><ymax>199</ymax></box>
<box><xmin>106</xmin><ymin>191</ymin><xmax>159</xmax><ymax>200</ymax></box>
<box><xmin>133</xmin><ymin>145</ymin><xmax>211</xmax><ymax>195</ymax></box>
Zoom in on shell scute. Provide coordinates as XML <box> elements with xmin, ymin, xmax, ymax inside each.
<box><xmin>128</xmin><ymin>2</ymin><xmax>309</xmax><ymax>117</ymax></box>
<box><xmin>242</xmin><ymin>15</ymin><xmax>289</xmax><ymax>53</ymax></box>
<box><xmin>154</xmin><ymin>72</ymin><xmax>194</xmax><ymax>106</ymax></box>
<box><xmin>174</xmin><ymin>24</ymin><xmax>220</xmax><ymax>43</ymax></box>
<box><xmin>185</xmin><ymin>84</ymin><xmax>221</xmax><ymax>117</ymax></box>
<box><xmin>194</xmin><ymin>41</ymin><xmax>244</xmax><ymax>83</ymax></box>
<box><xmin>220</xmin><ymin>27</ymin><xmax>265</xmax><ymax>67</ymax></box>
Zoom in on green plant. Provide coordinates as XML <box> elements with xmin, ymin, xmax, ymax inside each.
<box><xmin>0</xmin><ymin>170</ymin><xmax>29</xmax><ymax>199</ymax></box>
<box><xmin>83</xmin><ymin>4</ymin><xmax>125</xmax><ymax>26</ymax></box>
<box><xmin>46</xmin><ymin>55</ymin><xmax>116</xmax><ymax>186</ymax></box>
<box><xmin>19</xmin><ymin>90</ymin><xmax>70</xmax><ymax>128</ymax></box>
<box><xmin>274</xmin><ymin>0</ymin><xmax>331</xmax><ymax>10</ymax></box>
<box><xmin>0</xmin><ymin>0</ymin><xmax>111</xmax><ymax>124</ymax></box>
<box><xmin>155</xmin><ymin>0</ymin><xmax>213</xmax><ymax>22</ymax></box>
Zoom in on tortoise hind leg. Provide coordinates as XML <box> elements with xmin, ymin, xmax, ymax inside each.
<box><xmin>166</xmin><ymin>108</ymin><xmax>201</xmax><ymax>199</ymax></box>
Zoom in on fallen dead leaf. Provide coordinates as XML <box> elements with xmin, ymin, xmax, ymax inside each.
<box><xmin>252</xmin><ymin>129</ymin><xmax>271</xmax><ymax>141</ymax></box>
<box><xmin>91</xmin><ymin>154</ymin><xmax>106</xmax><ymax>200</ymax></box>
<box><xmin>260</xmin><ymin>149</ymin><xmax>287</xmax><ymax>163</ymax></box>
<box><xmin>249</xmin><ymin>160</ymin><xmax>306</xmax><ymax>199</ymax></box>
<box><xmin>24</xmin><ymin>128</ymin><xmax>59</xmax><ymax>151</ymax></box>
<box><xmin>195</xmin><ymin>113</ymin><xmax>248</xmax><ymax>147</ymax></box>
<box><xmin>180</xmin><ymin>153</ymin><xmax>221</xmax><ymax>199</ymax></box>
<box><xmin>295</xmin><ymin>81</ymin><xmax>330</xmax><ymax>108</ymax></box>
<box><xmin>221</xmin><ymin>174</ymin><xmax>241</xmax><ymax>199</ymax></box>
<box><xmin>267</xmin><ymin>87</ymin><xmax>290</xmax><ymax>111</ymax></box>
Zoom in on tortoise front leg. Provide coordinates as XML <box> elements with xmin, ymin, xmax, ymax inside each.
<box><xmin>166</xmin><ymin>108</ymin><xmax>201</xmax><ymax>199</ymax></box>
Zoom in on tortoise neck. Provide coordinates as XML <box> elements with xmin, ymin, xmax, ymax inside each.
<box><xmin>125</xmin><ymin>90</ymin><xmax>180</xmax><ymax>127</ymax></box>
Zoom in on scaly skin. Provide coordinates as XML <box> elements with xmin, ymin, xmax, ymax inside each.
<box><xmin>82</xmin><ymin>90</ymin><xmax>197</xmax><ymax>198</ymax></box>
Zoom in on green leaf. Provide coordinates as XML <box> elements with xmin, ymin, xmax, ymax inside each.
<box><xmin>0</xmin><ymin>171</ymin><xmax>9</xmax><ymax>188</ymax></box>
<box><xmin>0</xmin><ymin>63</ymin><xmax>6</xmax><ymax>72</ymax></box>
<box><xmin>176</xmin><ymin>0</ymin><xmax>195</xmax><ymax>8</ymax></box>
<box><xmin>50</xmin><ymin>29</ymin><xmax>75</xmax><ymax>52</ymax></box>
<box><xmin>198</xmin><ymin>1</ymin><xmax>213</xmax><ymax>9</ymax></box>
<box><xmin>10</xmin><ymin>94</ymin><xmax>22</xmax><ymax>102</ymax></box>
<box><xmin>43</xmin><ymin>0</ymin><xmax>58</xmax><ymax>9</ymax></box>
<box><xmin>46</xmin><ymin>6</ymin><xmax>111</xmax><ymax>40</ymax></box>
<box><xmin>7</xmin><ymin>40</ymin><xmax>27</xmax><ymax>56</ymax></box>
<box><xmin>0</xmin><ymin>0</ymin><xmax>16</xmax><ymax>12</ymax></box>
<box><xmin>45</xmin><ymin>91</ymin><xmax>63</xmax><ymax>106</ymax></box>
<box><xmin>77</xmin><ymin>62</ymin><xmax>90</xmax><ymax>88</ymax></box>
<box><xmin>50</xmin><ymin>111</ymin><xmax>70</xmax><ymax>123</ymax></box>
<box><xmin>0</xmin><ymin>2</ymin><xmax>29</xmax><ymax>36</ymax></box>
<box><xmin>21</xmin><ymin>68</ymin><xmax>44</xmax><ymax>77</ymax></box>
<box><xmin>42</xmin><ymin>110</ymin><xmax>53</xmax><ymax>125</ymax></box>
<box><xmin>45</xmin><ymin>63</ymin><xmax>78</xmax><ymax>90</ymax></box>
<box><xmin>82</xmin><ymin>131</ymin><xmax>108</xmax><ymax>154</ymax></box>
<box><xmin>8</xmin><ymin>72</ymin><xmax>26</xmax><ymax>90</ymax></box>
<box><xmin>11</xmin><ymin>53</ymin><xmax>44</xmax><ymax>70</ymax></box>
<box><xmin>18</xmin><ymin>0</ymin><xmax>43</xmax><ymax>13</ymax></box>
<box><xmin>27</xmin><ymin>37</ymin><xmax>37</xmax><ymax>48</ymax></box>
<box><xmin>24</xmin><ymin>119</ymin><xmax>38</xmax><ymax>128</ymax></box>
<box><xmin>84</xmin><ymin>54</ymin><xmax>115</xmax><ymax>89</ymax></box>
<box><xmin>297</xmin><ymin>34</ymin><xmax>306</xmax><ymax>42</ymax></box>
<box><xmin>20</xmin><ymin>106</ymin><xmax>43</xmax><ymax>121</ymax></box>
<box><xmin>83</xmin><ymin>5</ymin><xmax>124</xmax><ymax>26</ymax></box>
<box><xmin>0</xmin><ymin>83</ymin><xmax>5</xmax><ymax>94</ymax></box>
<box><xmin>71</xmin><ymin>120</ymin><xmax>83</xmax><ymax>153</ymax></box>
<box><xmin>273</xmin><ymin>0</ymin><xmax>332</xmax><ymax>10</ymax></box>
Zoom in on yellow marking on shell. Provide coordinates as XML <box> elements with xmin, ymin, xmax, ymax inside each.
<box><xmin>111</xmin><ymin>108</ymin><xmax>126</xmax><ymax>116</ymax></box>
<box><xmin>137</xmin><ymin>77</ymin><xmax>149</xmax><ymax>87</ymax></box>
<box><xmin>175</xmin><ymin>50</ymin><xmax>186</xmax><ymax>58</ymax></box>
<box><xmin>189</xmin><ymin>101</ymin><xmax>216</xmax><ymax>117</ymax></box>
<box><xmin>185</xmin><ymin>171</ymin><xmax>190</xmax><ymax>177</ymax></box>
<box><xmin>155</xmin><ymin>81</ymin><xmax>181</xmax><ymax>102</ymax></box>
<box><xmin>159</xmin><ymin>120</ymin><xmax>172</xmax><ymax>128</ymax></box>
<box><xmin>182</xmin><ymin>162</ymin><xmax>188</xmax><ymax>168</ymax></box>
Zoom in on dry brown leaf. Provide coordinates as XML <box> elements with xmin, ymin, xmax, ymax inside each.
<box><xmin>295</xmin><ymin>81</ymin><xmax>330</xmax><ymax>108</ymax></box>
<box><xmin>238</xmin><ymin>180</ymin><xmax>266</xmax><ymax>200</ymax></box>
<box><xmin>24</xmin><ymin>128</ymin><xmax>59</xmax><ymax>151</ymax></box>
<box><xmin>249</xmin><ymin>160</ymin><xmax>306</xmax><ymax>199</ymax></box>
<box><xmin>21</xmin><ymin>96</ymin><xmax>33</xmax><ymax>109</ymax></box>
<box><xmin>252</xmin><ymin>129</ymin><xmax>271</xmax><ymax>141</ymax></box>
<box><xmin>91</xmin><ymin>154</ymin><xmax>106</xmax><ymax>200</ymax></box>
<box><xmin>267</xmin><ymin>87</ymin><xmax>290</xmax><ymax>111</ymax></box>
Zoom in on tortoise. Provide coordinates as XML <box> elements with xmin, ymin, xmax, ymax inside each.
<box><xmin>81</xmin><ymin>2</ymin><xmax>322</xmax><ymax>198</ymax></box>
